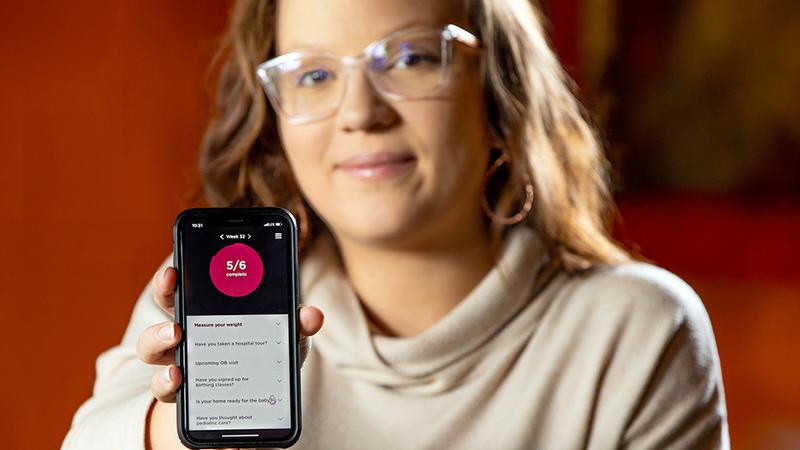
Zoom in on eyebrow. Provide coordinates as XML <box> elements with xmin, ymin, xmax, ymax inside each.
<box><xmin>279</xmin><ymin>19</ymin><xmax>438</xmax><ymax>54</ymax></box>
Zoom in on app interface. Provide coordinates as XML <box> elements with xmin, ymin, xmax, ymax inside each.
<box><xmin>181</xmin><ymin>216</ymin><xmax>292</xmax><ymax>432</ymax></box>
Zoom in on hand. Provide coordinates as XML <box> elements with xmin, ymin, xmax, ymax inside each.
<box><xmin>137</xmin><ymin>266</ymin><xmax>325</xmax><ymax>403</ymax></box>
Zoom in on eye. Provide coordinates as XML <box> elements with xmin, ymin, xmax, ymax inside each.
<box><xmin>391</xmin><ymin>43</ymin><xmax>440</xmax><ymax>70</ymax></box>
<box><xmin>394</xmin><ymin>52</ymin><xmax>437</xmax><ymax>68</ymax></box>
<box><xmin>296</xmin><ymin>69</ymin><xmax>335</xmax><ymax>87</ymax></box>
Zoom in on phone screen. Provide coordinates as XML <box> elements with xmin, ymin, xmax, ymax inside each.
<box><xmin>176</xmin><ymin>210</ymin><xmax>297</xmax><ymax>442</ymax></box>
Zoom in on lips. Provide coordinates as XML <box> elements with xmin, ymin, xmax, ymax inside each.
<box><xmin>334</xmin><ymin>152</ymin><xmax>417</xmax><ymax>181</ymax></box>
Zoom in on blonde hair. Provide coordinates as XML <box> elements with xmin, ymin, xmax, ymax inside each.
<box><xmin>469</xmin><ymin>0</ymin><xmax>629</xmax><ymax>270</ymax></box>
<box><xmin>199</xmin><ymin>0</ymin><xmax>630</xmax><ymax>270</ymax></box>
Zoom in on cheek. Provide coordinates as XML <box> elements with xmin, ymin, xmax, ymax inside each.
<box><xmin>411</xmin><ymin>87</ymin><xmax>490</xmax><ymax>191</ymax></box>
<box><xmin>276</xmin><ymin>119</ymin><xmax>332</xmax><ymax>200</ymax></box>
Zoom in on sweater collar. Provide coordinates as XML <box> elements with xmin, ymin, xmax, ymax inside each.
<box><xmin>300</xmin><ymin>225</ymin><xmax>550</xmax><ymax>394</ymax></box>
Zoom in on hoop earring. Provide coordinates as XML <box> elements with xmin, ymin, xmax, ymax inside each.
<box><xmin>480</xmin><ymin>152</ymin><xmax>534</xmax><ymax>225</ymax></box>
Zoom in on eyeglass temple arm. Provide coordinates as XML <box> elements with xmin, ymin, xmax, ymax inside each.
<box><xmin>445</xmin><ymin>24</ymin><xmax>480</xmax><ymax>48</ymax></box>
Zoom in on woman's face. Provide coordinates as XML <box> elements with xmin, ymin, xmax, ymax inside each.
<box><xmin>274</xmin><ymin>0</ymin><xmax>491</xmax><ymax>248</ymax></box>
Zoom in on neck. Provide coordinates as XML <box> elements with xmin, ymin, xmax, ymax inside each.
<box><xmin>333</xmin><ymin>219</ymin><xmax>496</xmax><ymax>338</ymax></box>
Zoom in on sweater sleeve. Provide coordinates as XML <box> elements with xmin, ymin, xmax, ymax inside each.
<box><xmin>623</xmin><ymin>316</ymin><xmax>730</xmax><ymax>450</ymax></box>
<box><xmin>610</xmin><ymin>265</ymin><xmax>730</xmax><ymax>450</ymax></box>
<box><xmin>62</xmin><ymin>255</ymin><xmax>173</xmax><ymax>450</ymax></box>
<box><xmin>622</xmin><ymin>296</ymin><xmax>729</xmax><ymax>450</ymax></box>
<box><xmin>571</xmin><ymin>262</ymin><xmax>729</xmax><ymax>450</ymax></box>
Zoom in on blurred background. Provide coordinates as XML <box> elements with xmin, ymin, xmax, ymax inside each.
<box><xmin>0</xmin><ymin>1</ymin><xmax>798</xmax><ymax>448</ymax></box>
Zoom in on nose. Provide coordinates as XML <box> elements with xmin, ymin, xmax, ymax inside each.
<box><xmin>336</xmin><ymin>67</ymin><xmax>398</xmax><ymax>132</ymax></box>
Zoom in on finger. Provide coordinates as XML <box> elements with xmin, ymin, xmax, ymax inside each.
<box><xmin>137</xmin><ymin>321</ymin><xmax>181</xmax><ymax>365</ymax></box>
<box><xmin>299</xmin><ymin>334</ymin><xmax>313</xmax><ymax>367</ymax></box>
<box><xmin>151</xmin><ymin>364</ymin><xmax>182</xmax><ymax>403</ymax></box>
<box><xmin>152</xmin><ymin>266</ymin><xmax>177</xmax><ymax>315</ymax></box>
<box><xmin>298</xmin><ymin>306</ymin><xmax>323</xmax><ymax>367</ymax></box>
<box><xmin>298</xmin><ymin>306</ymin><xmax>324</xmax><ymax>337</ymax></box>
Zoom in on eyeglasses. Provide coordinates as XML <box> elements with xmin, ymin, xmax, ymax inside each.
<box><xmin>255</xmin><ymin>24</ymin><xmax>480</xmax><ymax>125</ymax></box>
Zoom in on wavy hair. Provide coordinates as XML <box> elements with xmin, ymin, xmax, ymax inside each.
<box><xmin>199</xmin><ymin>0</ymin><xmax>630</xmax><ymax>270</ymax></box>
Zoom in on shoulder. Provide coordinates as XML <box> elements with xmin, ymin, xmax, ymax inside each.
<box><xmin>563</xmin><ymin>264</ymin><xmax>729</xmax><ymax>444</ymax></box>
<box><xmin>547</xmin><ymin>261</ymin><xmax>724</xmax><ymax>400</ymax></box>
<box><xmin>563</xmin><ymin>261</ymin><xmax>709</xmax><ymax>328</ymax></box>
<box><xmin>544</xmin><ymin>261</ymin><xmax>720</xmax><ymax>366</ymax></box>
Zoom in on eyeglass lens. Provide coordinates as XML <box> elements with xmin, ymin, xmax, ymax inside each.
<box><xmin>264</xmin><ymin>29</ymin><xmax>449</xmax><ymax>119</ymax></box>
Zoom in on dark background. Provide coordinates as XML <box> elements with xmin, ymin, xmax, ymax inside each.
<box><xmin>0</xmin><ymin>1</ymin><xmax>798</xmax><ymax>449</ymax></box>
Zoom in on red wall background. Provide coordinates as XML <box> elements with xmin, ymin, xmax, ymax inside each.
<box><xmin>1</xmin><ymin>2</ymin><xmax>798</xmax><ymax>449</ymax></box>
<box><xmin>0</xmin><ymin>2</ymin><xmax>229</xmax><ymax>448</ymax></box>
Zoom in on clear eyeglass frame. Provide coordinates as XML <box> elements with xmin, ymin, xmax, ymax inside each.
<box><xmin>255</xmin><ymin>24</ymin><xmax>481</xmax><ymax>125</ymax></box>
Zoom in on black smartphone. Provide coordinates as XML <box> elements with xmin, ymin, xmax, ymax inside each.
<box><xmin>172</xmin><ymin>207</ymin><xmax>301</xmax><ymax>448</ymax></box>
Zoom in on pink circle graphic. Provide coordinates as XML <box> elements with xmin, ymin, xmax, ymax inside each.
<box><xmin>209</xmin><ymin>243</ymin><xmax>264</xmax><ymax>297</ymax></box>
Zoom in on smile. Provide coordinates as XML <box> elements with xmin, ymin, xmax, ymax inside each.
<box><xmin>334</xmin><ymin>152</ymin><xmax>417</xmax><ymax>181</ymax></box>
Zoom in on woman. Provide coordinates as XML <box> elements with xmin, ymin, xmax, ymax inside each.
<box><xmin>64</xmin><ymin>0</ymin><xmax>729</xmax><ymax>448</ymax></box>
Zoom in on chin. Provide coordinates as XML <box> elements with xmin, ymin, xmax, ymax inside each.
<box><xmin>325</xmin><ymin>203</ymin><xmax>429</xmax><ymax>247</ymax></box>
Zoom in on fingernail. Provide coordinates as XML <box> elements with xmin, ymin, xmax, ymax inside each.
<box><xmin>161</xmin><ymin>366</ymin><xmax>172</xmax><ymax>384</ymax></box>
<box><xmin>158</xmin><ymin>323</ymin><xmax>174</xmax><ymax>341</ymax></box>
<box><xmin>161</xmin><ymin>267</ymin><xmax>168</xmax><ymax>280</ymax></box>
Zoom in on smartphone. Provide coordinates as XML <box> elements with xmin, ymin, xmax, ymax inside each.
<box><xmin>173</xmin><ymin>207</ymin><xmax>301</xmax><ymax>448</ymax></box>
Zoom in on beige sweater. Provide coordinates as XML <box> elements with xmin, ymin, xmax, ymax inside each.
<box><xmin>63</xmin><ymin>226</ymin><xmax>729</xmax><ymax>449</ymax></box>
